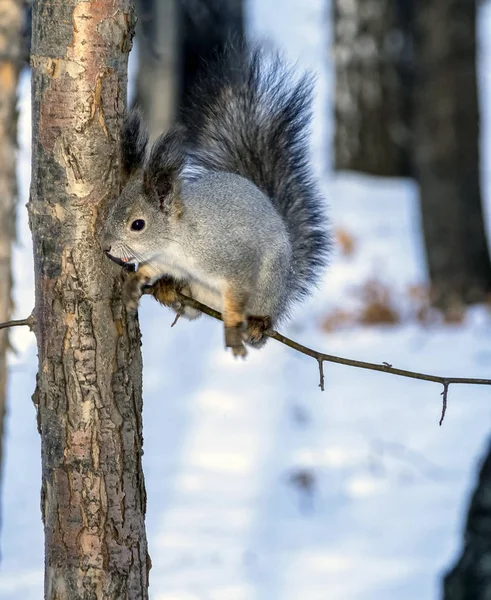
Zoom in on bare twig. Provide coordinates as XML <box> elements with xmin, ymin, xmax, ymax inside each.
<box><xmin>0</xmin><ymin>314</ymin><xmax>35</xmax><ymax>331</ymax></box>
<box><xmin>440</xmin><ymin>381</ymin><xmax>449</xmax><ymax>426</ymax></box>
<box><xmin>174</xmin><ymin>291</ymin><xmax>491</xmax><ymax>423</ymax></box>
<box><xmin>317</xmin><ymin>358</ymin><xmax>325</xmax><ymax>391</ymax></box>
<box><xmin>2</xmin><ymin>297</ymin><xmax>490</xmax><ymax>426</ymax></box>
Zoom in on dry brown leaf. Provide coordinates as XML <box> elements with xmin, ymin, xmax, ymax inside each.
<box><xmin>335</xmin><ymin>228</ymin><xmax>356</xmax><ymax>257</ymax></box>
<box><xmin>358</xmin><ymin>280</ymin><xmax>400</xmax><ymax>325</ymax></box>
<box><xmin>321</xmin><ymin>308</ymin><xmax>355</xmax><ymax>332</ymax></box>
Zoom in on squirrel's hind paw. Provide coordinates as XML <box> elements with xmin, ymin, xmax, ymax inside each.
<box><xmin>224</xmin><ymin>323</ymin><xmax>248</xmax><ymax>358</ymax></box>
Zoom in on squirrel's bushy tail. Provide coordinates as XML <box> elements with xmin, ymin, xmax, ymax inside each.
<box><xmin>182</xmin><ymin>43</ymin><xmax>329</xmax><ymax>303</ymax></box>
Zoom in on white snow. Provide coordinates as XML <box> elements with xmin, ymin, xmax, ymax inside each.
<box><xmin>2</xmin><ymin>0</ymin><xmax>491</xmax><ymax>599</ymax></box>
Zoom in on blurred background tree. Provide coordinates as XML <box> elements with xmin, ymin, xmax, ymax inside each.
<box><xmin>333</xmin><ymin>0</ymin><xmax>491</xmax><ymax>312</ymax></box>
<box><xmin>133</xmin><ymin>0</ymin><xmax>244</xmax><ymax>141</ymax></box>
<box><xmin>333</xmin><ymin>1</ymin><xmax>491</xmax><ymax>596</ymax></box>
<box><xmin>0</xmin><ymin>0</ymin><xmax>27</xmax><ymax>536</ymax></box>
<box><xmin>443</xmin><ymin>438</ymin><xmax>491</xmax><ymax>599</ymax></box>
<box><xmin>414</xmin><ymin>0</ymin><xmax>491</xmax><ymax>311</ymax></box>
<box><xmin>333</xmin><ymin>0</ymin><xmax>414</xmax><ymax>177</ymax></box>
<box><xmin>134</xmin><ymin>0</ymin><xmax>178</xmax><ymax>140</ymax></box>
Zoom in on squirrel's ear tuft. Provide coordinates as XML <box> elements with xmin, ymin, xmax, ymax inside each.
<box><xmin>122</xmin><ymin>109</ymin><xmax>149</xmax><ymax>180</ymax></box>
<box><xmin>143</xmin><ymin>127</ymin><xmax>186</xmax><ymax>212</ymax></box>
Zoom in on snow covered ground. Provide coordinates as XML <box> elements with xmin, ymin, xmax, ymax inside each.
<box><xmin>2</xmin><ymin>0</ymin><xmax>491</xmax><ymax>599</ymax></box>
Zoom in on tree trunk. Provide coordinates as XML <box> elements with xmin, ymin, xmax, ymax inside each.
<box><xmin>29</xmin><ymin>1</ymin><xmax>149</xmax><ymax>598</ymax></box>
<box><xmin>333</xmin><ymin>0</ymin><xmax>414</xmax><ymax>176</ymax></box>
<box><xmin>0</xmin><ymin>0</ymin><xmax>23</xmax><ymax>517</ymax></box>
<box><xmin>21</xmin><ymin>1</ymin><xmax>32</xmax><ymax>65</ymax></box>
<box><xmin>133</xmin><ymin>0</ymin><xmax>245</xmax><ymax>141</ymax></box>
<box><xmin>414</xmin><ymin>0</ymin><xmax>491</xmax><ymax>308</ymax></box>
<box><xmin>178</xmin><ymin>0</ymin><xmax>245</xmax><ymax>106</ymax></box>
<box><xmin>134</xmin><ymin>0</ymin><xmax>178</xmax><ymax>141</ymax></box>
<box><xmin>443</xmin><ymin>438</ymin><xmax>491</xmax><ymax>599</ymax></box>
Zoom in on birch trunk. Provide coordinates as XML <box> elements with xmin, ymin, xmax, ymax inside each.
<box><xmin>29</xmin><ymin>1</ymin><xmax>149</xmax><ymax>597</ymax></box>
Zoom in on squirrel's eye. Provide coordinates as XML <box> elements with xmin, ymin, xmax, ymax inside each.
<box><xmin>130</xmin><ymin>219</ymin><xmax>146</xmax><ymax>232</ymax></box>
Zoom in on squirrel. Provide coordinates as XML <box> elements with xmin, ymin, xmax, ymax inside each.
<box><xmin>100</xmin><ymin>43</ymin><xmax>329</xmax><ymax>357</ymax></box>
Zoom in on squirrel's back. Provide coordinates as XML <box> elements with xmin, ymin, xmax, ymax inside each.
<box><xmin>182</xmin><ymin>43</ymin><xmax>329</xmax><ymax>309</ymax></box>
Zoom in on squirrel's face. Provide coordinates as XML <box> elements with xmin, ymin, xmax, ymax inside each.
<box><xmin>100</xmin><ymin>175</ymin><xmax>171</xmax><ymax>271</ymax></box>
<box><xmin>99</xmin><ymin>122</ymin><xmax>185</xmax><ymax>272</ymax></box>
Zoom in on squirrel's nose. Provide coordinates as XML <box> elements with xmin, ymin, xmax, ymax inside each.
<box><xmin>104</xmin><ymin>245</ymin><xmax>112</xmax><ymax>254</ymax></box>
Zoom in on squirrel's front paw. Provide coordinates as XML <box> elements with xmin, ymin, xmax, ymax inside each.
<box><xmin>224</xmin><ymin>323</ymin><xmax>248</xmax><ymax>358</ymax></box>
<box><xmin>149</xmin><ymin>278</ymin><xmax>202</xmax><ymax>322</ymax></box>
<box><xmin>123</xmin><ymin>274</ymin><xmax>150</xmax><ymax>315</ymax></box>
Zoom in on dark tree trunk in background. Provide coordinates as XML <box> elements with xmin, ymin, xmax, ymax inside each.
<box><xmin>414</xmin><ymin>0</ymin><xmax>491</xmax><ymax>309</ymax></box>
<box><xmin>135</xmin><ymin>0</ymin><xmax>178</xmax><ymax>141</ymax></box>
<box><xmin>443</xmin><ymin>439</ymin><xmax>491</xmax><ymax>599</ymax></box>
<box><xmin>0</xmin><ymin>0</ymin><xmax>23</xmax><ymax>523</ymax></box>
<box><xmin>134</xmin><ymin>0</ymin><xmax>244</xmax><ymax>139</ymax></box>
<box><xmin>178</xmin><ymin>0</ymin><xmax>245</xmax><ymax>105</ymax></box>
<box><xmin>415</xmin><ymin>0</ymin><xmax>491</xmax><ymax>588</ymax></box>
<box><xmin>29</xmin><ymin>0</ymin><xmax>149</xmax><ymax>597</ymax></box>
<box><xmin>333</xmin><ymin>0</ymin><xmax>414</xmax><ymax>177</ymax></box>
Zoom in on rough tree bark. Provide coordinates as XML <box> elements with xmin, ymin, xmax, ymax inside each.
<box><xmin>333</xmin><ymin>0</ymin><xmax>414</xmax><ymax>176</ymax></box>
<box><xmin>414</xmin><ymin>0</ymin><xmax>491</xmax><ymax>308</ymax></box>
<box><xmin>0</xmin><ymin>0</ymin><xmax>23</xmax><ymax>509</ymax></box>
<box><xmin>29</xmin><ymin>1</ymin><xmax>149</xmax><ymax>597</ymax></box>
<box><xmin>443</xmin><ymin>439</ymin><xmax>491</xmax><ymax>599</ymax></box>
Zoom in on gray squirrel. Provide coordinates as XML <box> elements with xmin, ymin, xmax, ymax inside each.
<box><xmin>100</xmin><ymin>44</ymin><xmax>329</xmax><ymax>357</ymax></box>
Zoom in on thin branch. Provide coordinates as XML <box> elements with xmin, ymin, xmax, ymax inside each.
<box><xmin>174</xmin><ymin>291</ymin><xmax>491</xmax><ymax>424</ymax></box>
<box><xmin>3</xmin><ymin>298</ymin><xmax>489</xmax><ymax>426</ymax></box>
<box><xmin>440</xmin><ymin>382</ymin><xmax>449</xmax><ymax>426</ymax></box>
<box><xmin>0</xmin><ymin>314</ymin><xmax>35</xmax><ymax>331</ymax></box>
<box><xmin>317</xmin><ymin>358</ymin><xmax>325</xmax><ymax>392</ymax></box>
